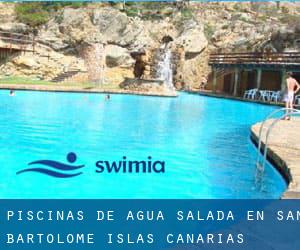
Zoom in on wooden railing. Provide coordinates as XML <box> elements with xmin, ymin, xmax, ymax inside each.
<box><xmin>209</xmin><ymin>52</ymin><xmax>300</xmax><ymax>65</ymax></box>
<box><xmin>0</xmin><ymin>30</ymin><xmax>35</xmax><ymax>52</ymax></box>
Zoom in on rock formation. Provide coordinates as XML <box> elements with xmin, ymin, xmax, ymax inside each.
<box><xmin>0</xmin><ymin>2</ymin><xmax>299</xmax><ymax>90</ymax></box>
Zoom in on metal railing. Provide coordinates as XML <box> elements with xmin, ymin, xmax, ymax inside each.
<box><xmin>0</xmin><ymin>30</ymin><xmax>35</xmax><ymax>52</ymax></box>
<box><xmin>0</xmin><ymin>30</ymin><xmax>54</xmax><ymax>60</ymax></box>
<box><xmin>255</xmin><ymin>108</ymin><xmax>300</xmax><ymax>186</ymax></box>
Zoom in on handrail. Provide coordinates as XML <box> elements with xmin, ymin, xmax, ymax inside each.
<box><xmin>0</xmin><ymin>30</ymin><xmax>34</xmax><ymax>52</ymax></box>
<box><xmin>256</xmin><ymin>108</ymin><xmax>300</xmax><ymax>171</ymax></box>
<box><xmin>0</xmin><ymin>36</ymin><xmax>33</xmax><ymax>44</ymax></box>
<box><xmin>209</xmin><ymin>58</ymin><xmax>300</xmax><ymax>61</ymax></box>
<box><xmin>0</xmin><ymin>30</ymin><xmax>32</xmax><ymax>38</ymax></box>
<box><xmin>209</xmin><ymin>52</ymin><xmax>300</xmax><ymax>65</ymax></box>
<box><xmin>210</xmin><ymin>52</ymin><xmax>300</xmax><ymax>56</ymax></box>
<box><xmin>261</xmin><ymin>110</ymin><xmax>300</xmax><ymax>170</ymax></box>
<box><xmin>255</xmin><ymin>108</ymin><xmax>300</xmax><ymax>188</ymax></box>
<box><xmin>210</xmin><ymin>55</ymin><xmax>300</xmax><ymax>58</ymax></box>
<box><xmin>210</xmin><ymin>58</ymin><xmax>300</xmax><ymax>61</ymax></box>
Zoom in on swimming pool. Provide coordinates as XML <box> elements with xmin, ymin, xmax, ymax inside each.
<box><xmin>0</xmin><ymin>90</ymin><xmax>286</xmax><ymax>198</ymax></box>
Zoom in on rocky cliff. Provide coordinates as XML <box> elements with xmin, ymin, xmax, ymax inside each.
<box><xmin>0</xmin><ymin>2</ymin><xmax>299</xmax><ymax>89</ymax></box>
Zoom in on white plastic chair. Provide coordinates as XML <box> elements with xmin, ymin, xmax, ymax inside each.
<box><xmin>270</xmin><ymin>91</ymin><xmax>281</xmax><ymax>103</ymax></box>
<box><xmin>259</xmin><ymin>90</ymin><xmax>269</xmax><ymax>101</ymax></box>
<box><xmin>243</xmin><ymin>90</ymin><xmax>251</xmax><ymax>99</ymax></box>
<box><xmin>249</xmin><ymin>88</ymin><xmax>258</xmax><ymax>99</ymax></box>
<box><xmin>243</xmin><ymin>88</ymin><xmax>258</xmax><ymax>99</ymax></box>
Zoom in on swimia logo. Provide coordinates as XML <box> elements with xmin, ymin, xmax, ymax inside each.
<box><xmin>16</xmin><ymin>153</ymin><xmax>165</xmax><ymax>178</ymax></box>
<box><xmin>16</xmin><ymin>153</ymin><xmax>85</xmax><ymax>178</ymax></box>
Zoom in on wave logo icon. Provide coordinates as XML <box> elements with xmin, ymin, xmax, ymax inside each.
<box><xmin>16</xmin><ymin>152</ymin><xmax>85</xmax><ymax>178</ymax></box>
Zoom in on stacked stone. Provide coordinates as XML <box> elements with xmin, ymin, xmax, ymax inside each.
<box><xmin>80</xmin><ymin>43</ymin><xmax>106</xmax><ymax>85</ymax></box>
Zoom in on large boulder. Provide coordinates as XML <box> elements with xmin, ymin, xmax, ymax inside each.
<box><xmin>119</xmin><ymin>77</ymin><xmax>177</xmax><ymax>97</ymax></box>
<box><xmin>37</xmin><ymin>29</ymin><xmax>69</xmax><ymax>51</ymax></box>
<box><xmin>58</xmin><ymin>8</ymin><xmax>100</xmax><ymax>44</ymax></box>
<box><xmin>119</xmin><ymin>20</ymin><xmax>156</xmax><ymax>50</ymax></box>
<box><xmin>181</xmin><ymin>50</ymin><xmax>210</xmax><ymax>89</ymax></box>
<box><xmin>0</xmin><ymin>44</ymin><xmax>86</xmax><ymax>80</ymax></box>
<box><xmin>175</xmin><ymin>20</ymin><xmax>208</xmax><ymax>54</ymax></box>
<box><xmin>12</xmin><ymin>56</ymin><xmax>39</xmax><ymax>69</ymax></box>
<box><xmin>0</xmin><ymin>22</ymin><xmax>29</xmax><ymax>33</ymax></box>
<box><xmin>105</xmin><ymin>45</ymin><xmax>134</xmax><ymax>68</ymax></box>
<box><xmin>269</xmin><ymin>25</ymin><xmax>300</xmax><ymax>52</ymax></box>
<box><xmin>92</xmin><ymin>8</ymin><xmax>129</xmax><ymax>43</ymax></box>
<box><xmin>60</xmin><ymin>8</ymin><xmax>91</xmax><ymax>28</ymax></box>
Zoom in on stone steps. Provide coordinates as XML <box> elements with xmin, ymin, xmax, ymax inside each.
<box><xmin>51</xmin><ymin>70</ymin><xmax>82</xmax><ymax>83</ymax></box>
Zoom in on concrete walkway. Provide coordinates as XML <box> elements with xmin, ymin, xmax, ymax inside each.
<box><xmin>251</xmin><ymin>118</ymin><xmax>300</xmax><ymax>199</ymax></box>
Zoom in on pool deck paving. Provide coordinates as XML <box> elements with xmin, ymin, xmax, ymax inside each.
<box><xmin>251</xmin><ymin>118</ymin><xmax>300</xmax><ymax>199</ymax></box>
<box><xmin>0</xmin><ymin>84</ymin><xmax>178</xmax><ymax>97</ymax></box>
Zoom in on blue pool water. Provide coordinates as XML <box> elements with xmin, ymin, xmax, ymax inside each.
<box><xmin>0</xmin><ymin>90</ymin><xmax>286</xmax><ymax>198</ymax></box>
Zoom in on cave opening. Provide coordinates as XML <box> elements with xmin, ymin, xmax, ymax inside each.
<box><xmin>131</xmin><ymin>51</ymin><xmax>147</xmax><ymax>79</ymax></box>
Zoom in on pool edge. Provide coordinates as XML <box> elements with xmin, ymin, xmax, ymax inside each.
<box><xmin>184</xmin><ymin>90</ymin><xmax>284</xmax><ymax>107</ymax></box>
<box><xmin>250</xmin><ymin>122</ymin><xmax>300</xmax><ymax>199</ymax></box>
<box><xmin>0</xmin><ymin>84</ymin><xmax>178</xmax><ymax>98</ymax></box>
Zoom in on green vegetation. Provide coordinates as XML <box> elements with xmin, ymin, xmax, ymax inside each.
<box><xmin>0</xmin><ymin>76</ymin><xmax>93</xmax><ymax>87</ymax></box>
<box><xmin>15</xmin><ymin>3</ymin><xmax>50</xmax><ymax>27</ymax></box>
<box><xmin>180</xmin><ymin>7</ymin><xmax>194</xmax><ymax>20</ymax></box>
<box><xmin>281</xmin><ymin>6</ymin><xmax>289</xmax><ymax>14</ymax></box>
<box><xmin>204</xmin><ymin>23</ymin><xmax>215</xmax><ymax>41</ymax></box>
<box><xmin>239</xmin><ymin>17</ymin><xmax>257</xmax><ymax>25</ymax></box>
<box><xmin>233</xmin><ymin>3</ymin><xmax>249</xmax><ymax>13</ymax></box>
<box><xmin>173</xmin><ymin>7</ymin><xmax>195</xmax><ymax>29</ymax></box>
<box><xmin>15</xmin><ymin>2</ymin><xmax>87</xmax><ymax>27</ymax></box>
<box><xmin>221</xmin><ymin>24</ymin><xmax>230</xmax><ymax>30</ymax></box>
<box><xmin>124</xmin><ymin>8</ymin><xmax>140</xmax><ymax>18</ymax></box>
<box><xmin>122</xmin><ymin>2</ymin><xmax>191</xmax><ymax>20</ymax></box>
<box><xmin>0</xmin><ymin>76</ymin><xmax>54</xmax><ymax>85</ymax></box>
<box><xmin>15</xmin><ymin>1</ymin><xmax>195</xmax><ymax>25</ymax></box>
<box><xmin>123</xmin><ymin>2</ymin><xmax>174</xmax><ymax>20</ymax></box>
<box><xmin>233</xmin><ymin>3</ymin><xmax>242</xmax><ymax>12</ymax></box>
<box><xmin>257</xmin><ymin>15</ymin><xmax>268</xmax><ymax>22</ymax></box>
<box><xmin>0</xmin><ymin>76</ymin><xmax>120</xmax><ymax>90</ymax></box>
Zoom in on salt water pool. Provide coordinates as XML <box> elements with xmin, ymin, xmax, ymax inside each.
<box><xmin>0</xmin><ymin>90</ymin><xmax>286</xmax><ymax>198</ymax></box>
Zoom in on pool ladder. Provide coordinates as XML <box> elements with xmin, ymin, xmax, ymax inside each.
<box><xmin>255</xmin><ymin>108</ymin><xmax>300</xmax><ymax>186</ymax></box>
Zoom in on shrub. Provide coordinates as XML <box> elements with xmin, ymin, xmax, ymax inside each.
<box><xmin>15</xmin><ymin>2</ymin><xmax>88</xmax><ymax>27</ymax></box>
<box><xmin>281</xmin><ymin>6</ymin><xmax>289</xmax><ymax>14</ymax></box>
<box><xmin>124</xmin><ymin>8</ymin><xmax>140</xmax><ymax>18</ymax></box>
<box><xmin>204</xmin><ymin>23</ymin><xmax>215</xmax><ymax>40</ymax></box>
<box><xmin>15</xmin><ymin>3</ymin><xmax>50</xmax><ymax>27</ymax></box>
<box><xmin>180</xmin><ymin>8</ymin><xmax>193</xmax><ymax>19</ymax></box>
